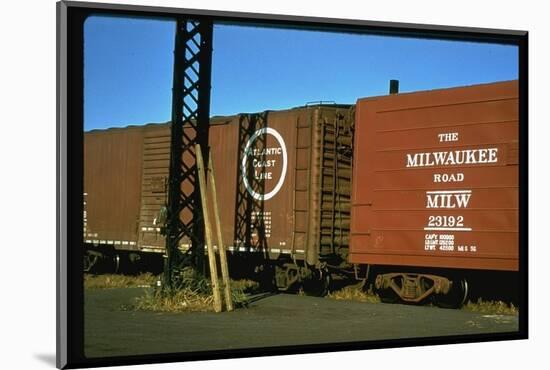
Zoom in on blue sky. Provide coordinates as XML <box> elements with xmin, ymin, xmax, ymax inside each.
<box><xmin>84</xmin><ymin>16</ymin><xmax>518</xmax><ymax>131</ymax></box>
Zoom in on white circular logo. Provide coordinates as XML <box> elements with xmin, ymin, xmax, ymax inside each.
<box><xmin>241</xmin><ymin>127</ymin><xmax>288</xmax><ymax>201</ymax></box>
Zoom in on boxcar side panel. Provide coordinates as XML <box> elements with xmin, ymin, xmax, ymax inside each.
<box><xmin>350</xmin><ymin>80</ymin><xmax>519</xmax><ymax>271</ymax></box>
<box><xmin>210</xmin><ymin>106</ymin><xmax>353</xmax><ymax>265</ymax></box>
<box><xmin>214</xmin><ymin>110</ymin><xmax>305</xmax><ymax>255</ymax></box>
<box><xmin>207</xmin><ymin>115</ymin><xmax>241</xmax><ymax>251</ymax></box>
<box><xmin>84</xmin><ymin>127</ymin><xmax>145</xmax><ymax>248</ymax></box>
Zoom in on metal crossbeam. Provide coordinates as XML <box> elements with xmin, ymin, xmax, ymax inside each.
<box><xmin>164</xmin><ymin>18</ymin><xmax>213</xmax><ymax>289</ymax></box>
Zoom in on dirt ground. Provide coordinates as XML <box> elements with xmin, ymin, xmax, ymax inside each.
<box><xmin>84</xmin><ymin>287</ymin><xmax>519</xmax><ymax>358</ymax></box>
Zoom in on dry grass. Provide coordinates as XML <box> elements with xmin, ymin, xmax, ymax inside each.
<box><xmin>326</xmin><ymin>284</ymin><xmax>381</xmax><ymax>304</ymax></box>
<box><xmin>85</xmin><ymin>270</ymin><xmax>258</xmax><ymax>312</ymax></box>
<box><xmin>129</xmin><ymin>268</ymin><xmax>252</xmax><ymax>313</ymax></box>
<box><xmin>84</xmin><ymin>273</ymin><xmax>158</xmax><ymax>289</ymax></box>
<box><xmin>132</xmin><ymin>287</ymin><xmax>218</xmax><ymax>312</ymax></box>
<box><xmin>230</xmin><ymin>279</ymin><xmax>261</xmax><ymax>294</ymax></box>
<box><xmin>326</xmin><ymin>283</ymin><xmax>517</xmax><ymax>316</ymax></box>
<box><xmin>463</xmin><ymin>298</ymin><xmax>518</xmax><ymax>316</ymax></box>
<box><xmin>132</xmin><ymin>285</ymin><xmax>249</xmax><ymax>313</ymax></box>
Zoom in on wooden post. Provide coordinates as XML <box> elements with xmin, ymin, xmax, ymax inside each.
<box><xmin>195</xmin><ymin>144</ymin><xmax>222</xmax><ymax>312</ymax></box>
<box><xmin>207</xmin><ymin>153</ymin><xmax>234</xmax><ymax>311</ymax></box>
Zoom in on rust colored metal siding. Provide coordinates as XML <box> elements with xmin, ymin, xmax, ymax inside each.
<box><xmin>83</xmin><ymin>105</ymin><xmax>353</xmax><ymax>262</ymax></box>
<box><xmin>209</xmin><ymin>109</ymin><xmax>313</xmax><ymax>259</ymax></box>
<box><xmin>350</xmin><ymin>80</ymin><xmax>519</xmax><ymax>271</ymax></box>
<box><xmin>207</xmin><ymin>106</ymin><xmax>352</xmax><ymax>264</ymax></box>
<box><xmin>84</xmin><ymin>126</ymin><xmax>145</xmax><ymax>249</ymax></box>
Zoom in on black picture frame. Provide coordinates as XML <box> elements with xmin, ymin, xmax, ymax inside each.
<box><xmin>57</xmin><ymin>1</ymin><xmax>528</xmax><ymax>368</ymax></box>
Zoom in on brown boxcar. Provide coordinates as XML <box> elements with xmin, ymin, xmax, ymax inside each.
<box><xmin>84</xmin><ymin>125</ymin><xmax>145</xmax><ymax>250</ymax></box>
<box><xmin>83</xmin><ymin>104</ymin><xmax>354</xmax><ymax>279</ymax></box>
<box><xmin>350</xmin><ymin>80</ymin><xmax>519</xmax><ymax>304</ymax></box>
<box><xmin>207</xmin><ymin>107</ymin><xmax>353</xmax><ymax>263</ymax></box>
<box><xmin>203</xmin><ymin>106</ymin><xmax>354</xmax><ymax>290</ymax></box>
<box><xmin>84</xmin><ymin>123</ymin><xmax>168</xmax><ymax>272</ymax></box>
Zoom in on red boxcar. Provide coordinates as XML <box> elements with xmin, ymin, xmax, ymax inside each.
<box><xmin>350</xmin><ymin>80</ymin><xmax>519</xmax><ymax>304</ymax></box>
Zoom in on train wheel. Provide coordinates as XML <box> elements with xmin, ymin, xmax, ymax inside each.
<box><xmin>377</xmin><ymin>287</ymin><xmax>400</xmax><ymax>303</ymax></box>
<box><xmin>113</xmin><ymin>254</ymin><xmax>121</xmax><ymax>274</ymax></box>
<box><xmin>83</xmin><ymin>251</ymin><xmax>99</xmax><ymax>273</ymax></box>
<box><xmin>302</xmin><ymin>270</ymin><xmax>331</xmax><ymax>297</ymax></box>
<box><xmin>373</xmin><ymin>273</ymin><xmax>401</xmax><ymax>303</ymax></box>
<box><xmin>434</xmin><ymin>278</ymin><xmax>469</xmax><ymax>309</ymax></box>
<box><xmin>275</xmin><ymin>264</ymin><xmax>300</xmax><ymax>292</ymax></box>
<box><xmin>256</xmin><ymin>264</ymin><xmax>277</xmax><ymax>292</ymax></box>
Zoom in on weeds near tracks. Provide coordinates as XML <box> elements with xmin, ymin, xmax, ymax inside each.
<box><xmin>85</xmin><ymin>270</ymin><xmax>258</xmax><ymax>312</ymax></box>
<box><xmin>326</xmin><ymin>284</ymin><xmax>518</xmax><ymax>316</ymax></box>
<box><xmin>131</xmin><ymin>268</ymin><xmax>257</xmax><ymax>312</ymax></box>
<box><xmin>84</xmin><ymin>273</ymin><xmax>158</xmax><ymax>289</ymax></box>
<box><xmin>326</xmin><ymin>284</ymin><xmax>381</xmax><ymax>304</ymax></box>
<box><xmin>463</xmin><ymin>298</ymin><xmax>518</xmax><ymax>316</ymax></box>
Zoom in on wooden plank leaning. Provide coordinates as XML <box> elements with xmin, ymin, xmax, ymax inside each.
<box><xmin>195</xmin><ymin>144</ymin><xmax>222</xmax><ymax>313</ymax></box>
<box><xmin>207</xmin><ymin>152</ymin><xmax>234</xmax><ymax>311</ymax></box>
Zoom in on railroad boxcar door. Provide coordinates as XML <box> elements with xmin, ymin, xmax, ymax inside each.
<box><xmin>137</xmin><ymin>125</ymin><xmax>171</xmax><ymax>253</ymax></box>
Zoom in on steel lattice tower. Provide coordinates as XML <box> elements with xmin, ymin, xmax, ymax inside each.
<box><xmin>164</xmin><ymin>18</ymin><xmax>213</xmax><ymax>289</ymax></box>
